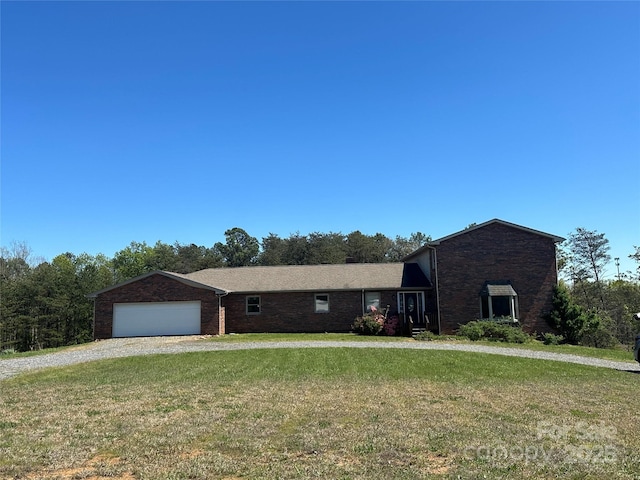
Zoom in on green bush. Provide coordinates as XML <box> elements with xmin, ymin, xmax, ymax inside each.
<box><xmin>542</xmin><ymin>333</ymin><xmax>565</xmax><ymax>345</ymax></box>
<box><xmin>579</xmin><ymin>327</ymin><xmax>618</xmax><ymax>349</ymax></box>
<box><xmin>457</xmin><ymin>321</ymin><xmax>531</xmax><ymax>344</ymax></box>
<box><xmin>414</xmin><ymin>330</ymin><xmax>437</xmax><ymax>341</ymax></box>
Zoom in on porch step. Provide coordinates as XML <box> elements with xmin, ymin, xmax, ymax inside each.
<box><xmin>411</xmin><ymin>327</ymin><xmax>427</xmax><ymax>337</ymax></box>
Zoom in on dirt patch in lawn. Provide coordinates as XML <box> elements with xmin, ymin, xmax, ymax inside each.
<box><xmin>24</xmin><ymin>455</ymin><xmax>135</xmax><ymax>480</ymax></box>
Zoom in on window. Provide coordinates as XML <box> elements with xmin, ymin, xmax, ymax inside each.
<box><xmin>365</xmin><ymin>291</ymin><xmax>380</xmax><ymax>312</ymax></box>
<box><xmin>479</xmin><ymin>282</ymin><xmax>518</xmax><ymax>322</ymax></box>
<box><xmin>246</xmin><ymin>296</ymin><xmax>261</xmax><ymax>314</ymax></box>
<box><xmin>314</xmin><ymin>293</ymin><xmax>329</xmax><ymax>313</ymax></box>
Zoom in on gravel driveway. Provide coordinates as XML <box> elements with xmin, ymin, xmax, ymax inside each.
<box><xmin>1</xmin><ymin>336</ymin><xmax>639</xmax><ymax>381</ymax></box>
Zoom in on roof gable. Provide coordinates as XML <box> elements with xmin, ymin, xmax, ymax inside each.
<box><xmin>87</xmin><ymin>271</ymin><xmax>225</xmax><ymax>298</ymax></box>
<box><xmin>433</xmin><ymin>219</ymin><xmax>565</xmax><ymax>244</ymax></box>
<box><xmin>403</xmin><ymin>219</ymin><xmax>564</xmax><ymax>261</ymax></box>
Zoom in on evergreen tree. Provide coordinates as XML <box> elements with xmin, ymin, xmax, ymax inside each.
<box><xmin>546</xmin><ymin>283</ymin><xmax>596</xmax><ymax>344</ymax></box>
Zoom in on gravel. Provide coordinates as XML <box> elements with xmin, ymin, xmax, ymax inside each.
<box><xmin>1</xmin><ymin>336</ymin><xmax>639</xmax><ymax>381</ymax></box>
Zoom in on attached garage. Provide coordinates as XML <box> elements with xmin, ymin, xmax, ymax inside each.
<box><xmin>112</xmin><ymin>301</ymin><xmax>202</xmax><ymax>337</ymax></box>
<box><xmin>90</xmin><ymin>271</ymin><xmax>225</xmax><ymax>339</ymax></box>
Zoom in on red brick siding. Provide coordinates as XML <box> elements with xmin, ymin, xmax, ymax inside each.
<box><xmin>219</xmin><ymin>306</ymin><xmax>226</xmax><ymax>335</ymax></box>
<box><xmin>225</xmin><ymin>290</ymin><xmax>400</xmax><ymax>334</ymax></box>
<box><xmin>435</xmin><ymin>223</ymin><xmax>558</xmax><ymax>334</ymax></box>
<box><xmin>93</xmin><ymin>274</ymin><xmax>220</xmax><ymax>339</ymax></box>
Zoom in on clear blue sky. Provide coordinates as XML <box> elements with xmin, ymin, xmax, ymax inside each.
<box><xmin>2</xmin><ymin>1</ymin><xmax>639</xmax><ymax>277</ymax></box>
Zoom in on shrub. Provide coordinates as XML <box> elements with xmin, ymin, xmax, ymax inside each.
<box><xmin>382</xmin><ymin>315</ymin><xmax>399</xmax><ymax>336</ymax></box>
<box><xmin>457</xmin><ymin>321</ymin><xmax>484</xmax><ymax>341</ymax></box>
<box><xmin>542</xmin><ymin>332</ymin><xmax>565</xmax><ymax>345</ymax></box>
<box><xmin>414</xmin><ymin>330</ymin><xmax>437</xmax><ymax>341</ymax></box>
<box><xmin>542</xmin><ymin>332</ymin><xmax>564</xmax><ymax>345</ymax></box>
<box><xmin>577</xmin><ymin>313</ymin><xmax>619</xmax><ymax>348</ymax></box>
<box><xmin>352</xmin><ymin>314</ymin><xmax>383</xmax><ymax>335</ymax></box>
<box><xmin>457</xmin><ymin>321</ymin><xmax>531</xmax><ymax>344</ymax></box>
<box><xmin>352</xmin><ymin>307</ymin><xmax>400</xmax><ymax>336</ymax></box>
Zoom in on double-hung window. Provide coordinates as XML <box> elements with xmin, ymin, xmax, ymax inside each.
<box><xmin>246</xmin><ymin>296</ymin><xmax>261</xmax><ymax>314</ymax></box>
<box><xmin>314</xmin><ymin>293</ymin><xmax>329</xmax><ymax>313</ymax></box>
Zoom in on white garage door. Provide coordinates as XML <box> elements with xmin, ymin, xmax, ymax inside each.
<box><xmin>113</xmin><ymin>301</ymin><xmax>201</xmax><ymax>337</ymax></box>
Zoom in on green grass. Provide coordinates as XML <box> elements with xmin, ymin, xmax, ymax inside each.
<box><xmin>2</xmin><ymin>333</ymin><xmax>635</xmax><ymax>364</ymax></box>
<box><xmin>0</xmin><ymin>343</ymin><xmax>86</xmax><ymax>359</ymax></box>
<box><xmin>210</xmin><ymin>332</ymin><xmax>412</xmax><ymax>343</ymax></box>
<box><xmin>210</xmin><ymin>332</ymin><xmax>637</xmax><ymax>362</ymax></box>
<box><xmin>1</xmin><ymin>348</ymin><xmax>638</xmax><ymax>479</ymax></box>
<box><xmin>470</xmin><ymin>339</ymin><xmax>636</xmax><ymax>362</ymax></box>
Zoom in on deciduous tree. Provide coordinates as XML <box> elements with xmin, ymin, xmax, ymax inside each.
<box><xmin>214</xmin><ymin>228</ymin><xmax>259</xmax><ymax>267</ymax></box>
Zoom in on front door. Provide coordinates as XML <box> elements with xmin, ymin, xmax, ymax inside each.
<box><xmin>398</xmin><ymin>292</ymin><xmax>425</xmax><ymax>329</ymax></box>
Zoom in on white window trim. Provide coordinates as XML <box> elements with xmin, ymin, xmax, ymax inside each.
<box><xmin>479</xmin><ymin>295</ymin><xmax>519</xmax><ymax>322</ymax></box>
<box><xmin>246</xmin><ymin>295</ymin><xmax>261</xmax><ymax>315</ymax></box>
<box><xmin>314</xmin><ymin>293</ymin><xmax>330</xmax><ymax>313</ymax></box>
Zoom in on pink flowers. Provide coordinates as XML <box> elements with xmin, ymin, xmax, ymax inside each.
<box><xmin>383</xmin><ymin>315</ymin><xmax>400</xmax><ymax>336</ymax></box>
<box><xmin>353</xmin><ymin>306</ymin><xmax>400</xmax><ymax>336</ymax></box>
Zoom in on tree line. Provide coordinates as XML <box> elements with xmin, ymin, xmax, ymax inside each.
<box><xmin>0</xmin><ymin>228</ymin><xmax>430</xmax><ymax>351</ymax></box>
<box><xmin>550</xmin><ymin>229</ymin><xmax>640</xmax><ymax>347</ymax></box>
<box><xmin>1</xmin><ymin>227</ymin><xmax>639</xmax><ymax>353</ymax></box>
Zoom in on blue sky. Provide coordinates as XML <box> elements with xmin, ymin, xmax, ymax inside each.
<box><xmin>2</xmin><ymin>1</ymin><xmax>639</xmax><ymax>277</ymax></box>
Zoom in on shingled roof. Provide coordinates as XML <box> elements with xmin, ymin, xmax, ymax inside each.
<box><xmin>181</xmin><ymin>262</ymin><xmax>431</xmax><ymax>293</ymax></box>
<box><xmin>479</xmin><ymin>282</ymin><xmax>518</xmax><ymax>297</ymax></box>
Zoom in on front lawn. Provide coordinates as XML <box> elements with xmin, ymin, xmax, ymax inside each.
<box><xmin>209</xmin><ymin>332</ymin><xmax>637</xmax><ymax>363</ymax></box>
<box><xmin>1</xmin><ymin>348</ymin><xmax>637</xmax><ymax>479</ymax></box>
<box><xmin>208</xmin><ymin>332</ymin><xmax>412</xmax><ymax>343</ymax></box>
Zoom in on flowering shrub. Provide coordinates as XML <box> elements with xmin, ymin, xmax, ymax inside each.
<box><xmin>382</xmin><ymin>315</ymin><xmax>399</xmax><ymax>336</ymax></box>
<box><xmin>352</xmin><ymin>313</ymin><xmax>384</xmax><ymax>335</ymax></box>
<box><xmin>353</xmin><ymin>306</ymin><xmax>399</xmax><ymax>336</ymax></box>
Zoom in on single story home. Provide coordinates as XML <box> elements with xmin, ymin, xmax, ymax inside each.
<box><xmin>90</xmin><ymin>219</ymin><xmax>564</xmax><ymax>338</ymax></box>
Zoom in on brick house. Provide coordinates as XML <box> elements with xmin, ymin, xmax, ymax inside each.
<box><xmin>404</xmin><ymin>219</ymin><xmax>564</xmax><ymax>334</ymax></box>
<box><xmin>89</xmin><ymin>219</ymin><xmax>563</xmax><ymax>338</ymax></box>
<box><xmin>90</xmin><ymin>263</ymin><xmax>433</xmax><ymax>338</ymax></box>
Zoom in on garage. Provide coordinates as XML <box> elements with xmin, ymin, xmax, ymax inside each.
<box><xmin>112</xmin><ymin>301</ymin><xmax>201</xmax><ymax>337</ymax></box>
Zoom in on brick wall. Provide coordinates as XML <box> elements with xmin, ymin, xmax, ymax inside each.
<box><xmin>93</xmin><ymin>274</ymin><xmax>220</xmax><ymax>339</ymax></box>
<box><xmin>435</xmin><ymin>223</ymin><xmax>558</xmax><ymax>334</ymax></box>
<box><xmin>225</xmin><ymin>290</ymin><xmax>400</xmax><ymax>334</ymax></box>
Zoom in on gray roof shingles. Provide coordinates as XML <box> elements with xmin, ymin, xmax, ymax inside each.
<box><xmin>182</xmin><ymin>263</ymin><xmax>431</xmax><ymax>293</ymax></box>
<box><xmin>479</xmin><ymin>282</ymin><xmax>518</xmax><ymax>297</ymax></box>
